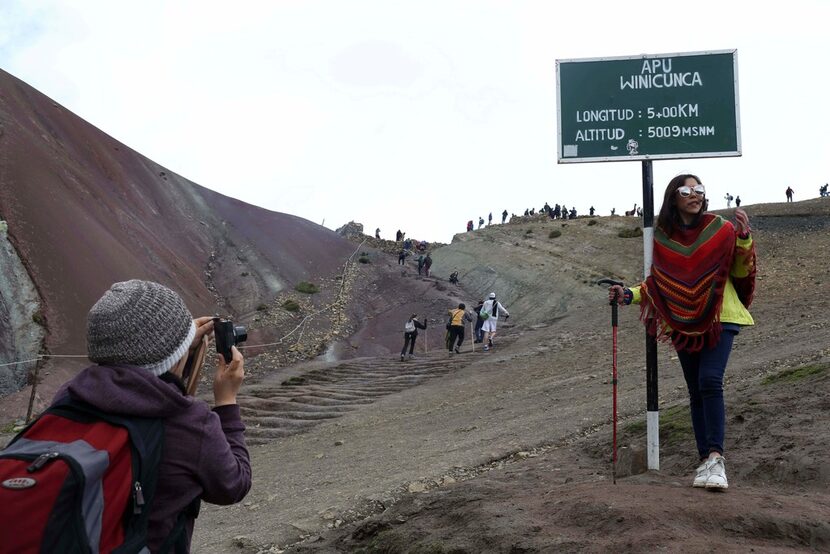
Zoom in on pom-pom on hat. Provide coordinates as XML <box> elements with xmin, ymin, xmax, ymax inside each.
<box><xmin>87</xmin><ymin>280</ymin><xmax>195</xmax><ymax>376</ymax></box>
<box><xmin>489</xmin><ymin>292</ymin><xmax>496</xmax><ymax>299</ymax></box>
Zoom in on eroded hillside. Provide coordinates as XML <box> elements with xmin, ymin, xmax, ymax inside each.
<box><xmin>0</xmin><ymin>68</ymin><xmax>355</xmax><ymax>397</ymax></box>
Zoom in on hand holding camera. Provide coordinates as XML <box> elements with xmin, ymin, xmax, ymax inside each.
<box><xmin>212</xmin><ymin>317</ymin><xmax>247</xmax><ymax>406</ymax></box>
<box><xmin>214</xmin><ymin>346</ymin><xmax>244</xmax><ymax>407</ymax></box>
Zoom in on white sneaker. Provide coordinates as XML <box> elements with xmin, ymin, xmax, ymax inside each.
<box><xmin>693</xmin><ymin>460</ymin><xmax>712</xmax><ymax>488</ymax></box>
<box><xmin>705</xmin><ymin>456</ymin><xmax>728</xmax><ymax>490</ymax></box>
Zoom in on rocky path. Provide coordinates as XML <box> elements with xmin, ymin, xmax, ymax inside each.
<box><xmin>241</xmin><ymin>355</ymin><xmax>468</xmax><ymax>446</ymax></box>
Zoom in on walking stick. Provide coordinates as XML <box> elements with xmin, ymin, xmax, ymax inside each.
<box><xmin>598</xmin><ymin>278</ymin><xmax>623</xmax><ymax>484</ymax></box>
<box><xmin>470</xmin><ymin>321</ymin><xmax>474</xmax><ymax>351</ymax></box>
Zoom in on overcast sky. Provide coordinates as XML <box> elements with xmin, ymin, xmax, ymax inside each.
<box><xmin>1</xmin><ymin>1</ymin><xmax>828</xmax><ymax>242</ymax></box>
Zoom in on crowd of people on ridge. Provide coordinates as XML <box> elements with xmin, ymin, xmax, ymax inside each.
<box><xmin>463</xmin><ymin>202</ymin><xmax>644</xmax><ymax>232</ymax></box>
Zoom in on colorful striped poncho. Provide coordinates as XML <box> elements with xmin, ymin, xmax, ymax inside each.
<box><xmin>640</xmin><ymin>213</ymin><xmax>756</xmax><ymax>352</ymax></box>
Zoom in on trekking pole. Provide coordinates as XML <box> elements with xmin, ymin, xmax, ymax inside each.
<box><xmin>470</xmin><ymin>321</ymin><xmax>474</xmax><ymax>351</ymax></box>
<box><xmin>598</xmin><ymin>278</ymin><xmax>623</xmax><ymax>484</ymax></box>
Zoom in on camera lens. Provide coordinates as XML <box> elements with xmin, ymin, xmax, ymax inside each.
<box><xmin>233</xmin><ymin>326</ymin><xmax>248</xmax><ymax>345</ymax></box>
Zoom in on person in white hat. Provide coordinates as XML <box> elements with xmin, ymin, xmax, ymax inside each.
<box><xmin>480</xmin><ymin>292</ymin><xmax>509</xmax><ymax>351</ymax></box>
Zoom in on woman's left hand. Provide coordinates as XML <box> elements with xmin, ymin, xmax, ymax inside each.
<box><xmin>734</xmin><ymin>208</ymin><xmax>751</xmax><ymax>236</ymax></box>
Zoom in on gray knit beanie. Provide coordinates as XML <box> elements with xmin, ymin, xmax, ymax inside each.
<box><xmin>87</xmin><ymin>280</ymin><xmax>196</xmax><ymax>376</ymax></box>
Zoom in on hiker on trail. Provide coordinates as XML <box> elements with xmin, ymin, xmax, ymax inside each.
<box><xmin>724</xmin><ymin>193</ymin><xmax>734</xmax><ymax>208</ymax></box>
<box><xmin>17</xmin><ymin>280</ymin><xmax>252</xmax><ymax>551</ymax></box>
<box><xmin>488</xmin><ymin>212</ymin><xmax>493</xmax><ymax>225</ymax></box>
<box><xmin>401</xmin><ymin>314</ymin><xmax>427</xmax><ymax>361</ymax></box>
<box><xmin>735</xmin><ymin>196</ymin><xmax>741</xmax><ymax>207</ymax></box>
<box><xmin>396</xmin><ymin>229</ymin><xmax>403</xmax><ymax>241</ymax></box>
<box><xmin>417</xmin><ymin>253</ymin><xmax>425</xmax><ymax>275</ymax></box>
<box><xmin>480</xmin><ymin>292</ymin><xmax>510</xmax><ymax>351</ymax></box>
<box><xmin>820</xmin><ymin>184</ymin><xmax>829</xmax><ymax>197</ymax></box>
<box><xmin>473</xmin><ymin>299</ymin><xmax>486</xmax><ymax>343</ymax></box>
<box><xmin>785</xmin><ymin>186</ymin><xmax>794</xmax><ymax>202</ymax></box>
<box><xmin>449</xmin><ymin>270</ymin><xmax>459</xmax><ymax>284</ymax></box>
<box><xmin>466</xmin><ymin>220</ymin><xmax>474</xmax><ymax>232</ymax></box>
<box><xmin>553</xmin><ymin>204</ymin><xmax>561</xmax><ymax>219</ymax></box>
<box><xmin>375</xmin><ymin>228</ymin><xmax>381</xmax><ymax>239</ymax></box>
<box><xmin>607</xmin><ymin>174</ymin><xmax>756</xmax><ymax>491</ymax></box>
<box><xmin>403</xmin><ymin>238</ymin><xmax>412</xmax><ymax>250</ymax></box>
<box><xmin>610</xmin><ymin>207</ymin><xmax>616</xmax><ymax>216</ymax></box>
<box><xmin>423</xmin><ymin>253</ymin><xmax>433</xmax><ymax>277</ymax></box>
<box><xmin>569</xmin><ymin>208</ymin><xmax>577</xmax><ymax>219</ymax></box>
<box><xmin>589</xmin><ymin>206</ymin><xmax>595</xmax><ymax>216</ymax></box>
<box><xmin>398</xmin><ymin>249</ymin><xmax>407</xmax><ymax>265</ymax></box>
<box><xmin>446</xmin><ymin>303</ymin><xmax>474</xmax><ymax>354</ymax></box>
<box><xmin>523</xmin><ymin>209</ymin><xmax>529</xmax><ymax>217</ymax></box>
<box><xmin>502</xmin><ymin>209</ymin><xmax>508</xmax><ymax>224</ymax></box>
<box><xmin>478</xmin><ymin>216</ymin><xmax>485</xmax><ymax>229</ymax></box>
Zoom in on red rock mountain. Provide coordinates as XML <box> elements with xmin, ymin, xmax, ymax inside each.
<box><xmin>0</xmin><ymin>68</ymin><xmax>354</xmax><ymax>391</ymax></box>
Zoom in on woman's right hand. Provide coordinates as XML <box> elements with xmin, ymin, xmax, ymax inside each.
<box><xmin>608</xmin><ymin>285</ymin><xmax>626</xmax><ymax>305</ymax></box>
<box><xmin>214</xmin><ymin>346</ymin><xmax>244</xmax><ymax>406</ymax></box>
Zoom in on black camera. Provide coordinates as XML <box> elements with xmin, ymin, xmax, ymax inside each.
<box><xmin>213</xmin><ymin>317</ymin><xmax>247</xmax><ymax>363</ymax></box>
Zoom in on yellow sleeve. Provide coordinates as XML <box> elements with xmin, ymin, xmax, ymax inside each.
<box><xmin>731</xmin><ymin>235</ymin><xmax>755</xmax><ymax>278</ymax></box>
<box><xmin>628</xmin><ymin>285</ymin><xmax>642</xmax><ymax>305</ymax></box>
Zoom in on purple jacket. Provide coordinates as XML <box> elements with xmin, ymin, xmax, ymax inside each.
<box><xmin>54</xmin><ymin>365</ymin><xmax>252</xmax><ymax>552</ymax></box>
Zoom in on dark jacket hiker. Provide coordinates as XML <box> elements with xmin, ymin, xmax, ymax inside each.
<box><xmin>0</xmin><ymin>280</ymin><xmax>252</xmax><ymax>553</ymax></box>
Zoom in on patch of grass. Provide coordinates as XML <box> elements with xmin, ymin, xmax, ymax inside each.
<box><xmin>525</xmin><ymin>229</ymin><xmax>533</xmax><ymax>234</ymax></box>
<box><xmin>548</xmin><ymin>230</ymin><xmax>561</xmax><ymax>239</ymax></box>
<box><xmin>624</xmin><ymin>418</ymin><xmax>646</xmax><ymax>436</ymax></box>
<box><xmin>295</xmin><ymin>281</ymin><xmax>319</xmax><ymax>294</ymax></box>
<box><xmin>587</xmin><ymin>219</ymin><xmax>598</xmax><ymax>226</ymax></box>
<box><xmin>240</xmin><ymin>271</ymin><xmax>249</xmax><ymax>277</ymax></box>
<box><xmin>282</xmin><ymin>299</ymin><xmax>300</xmax><ymax>312</ymax></box>
<box><xmin>32</xmin><ymin>311</ymin><xmax>46</xmax><ymax>326</ymax></box>
<box><xmin>762</xmin><ymin>363</ymin><xmax>828</xmax><ymax>385</ymax></box>
<box><xmin>256</xmin><ymin>303</ymin><xmax>268</xmax><ymax>311</ymax></box>
<box><xmin>623</xmin><ymin>404</ymin><xmax>693</xmax><ymax>447</ymax></box>
<box><xmin>281</xmin><ymin>376</ymin><xmax>307</xmax><ymax>386</ymax></box>
<box><xmin>660</xmin><ymin>404</ymin><xmax>694</xmax><ymax>446</ymax></box>
<box><xmin>1</xmin><ymin>421</ymin><xmax>19</xmax><ymax>434</ymax></box>
<box><xmin>358</xmin><ymin>254</ymin><xmax>371</xmax><ymax>264</ymax></box>
<box><xmin>618</xmin><ymin>227</ymin><xmax>643</xmax><ymax>238</ymax></box>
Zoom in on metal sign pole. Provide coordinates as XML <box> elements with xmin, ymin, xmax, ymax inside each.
<box><xmin>642</xmin><ymin>160</ymin><xmax>659</xmax><ymax>471</ymax></box>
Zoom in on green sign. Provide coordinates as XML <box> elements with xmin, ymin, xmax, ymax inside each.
<box><xmin>556</xmin><ymin>50</ymin><xmax>740</xmax><ymax>163</ymax></box>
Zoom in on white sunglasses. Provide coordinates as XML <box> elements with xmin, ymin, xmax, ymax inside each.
<box><xmin>677</xmin><ymin>184</ymin><xmax>706</xmax><ymax>198</ymax></box>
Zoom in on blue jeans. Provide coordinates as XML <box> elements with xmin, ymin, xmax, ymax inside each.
<box><xmin>676</xmin><ymin>329</ymin><xmax>737</xmax><ymax>460</ymax></box>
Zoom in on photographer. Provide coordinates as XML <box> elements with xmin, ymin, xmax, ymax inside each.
<box><xmin>53</xmin><ymin>280</ymin><xmax>252</xmax><ymax>552</ymax></box>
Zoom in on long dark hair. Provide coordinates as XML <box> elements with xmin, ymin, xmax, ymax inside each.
<box><xmin>656</xmin><ymin>174</ymin><xmax>708</xmax><ymax>236</ymax></box>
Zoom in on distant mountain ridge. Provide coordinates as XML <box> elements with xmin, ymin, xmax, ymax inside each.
<box><xmin>0</xmin><ymin>68</ymin><xmax>354</xmax><ymax>394</ymax></box>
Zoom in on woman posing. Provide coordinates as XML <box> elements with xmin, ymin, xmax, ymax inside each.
<box><xmin>609</xmin><ymin>174</ymin><xmax>756</xmax><ymax>491</ymax></box>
